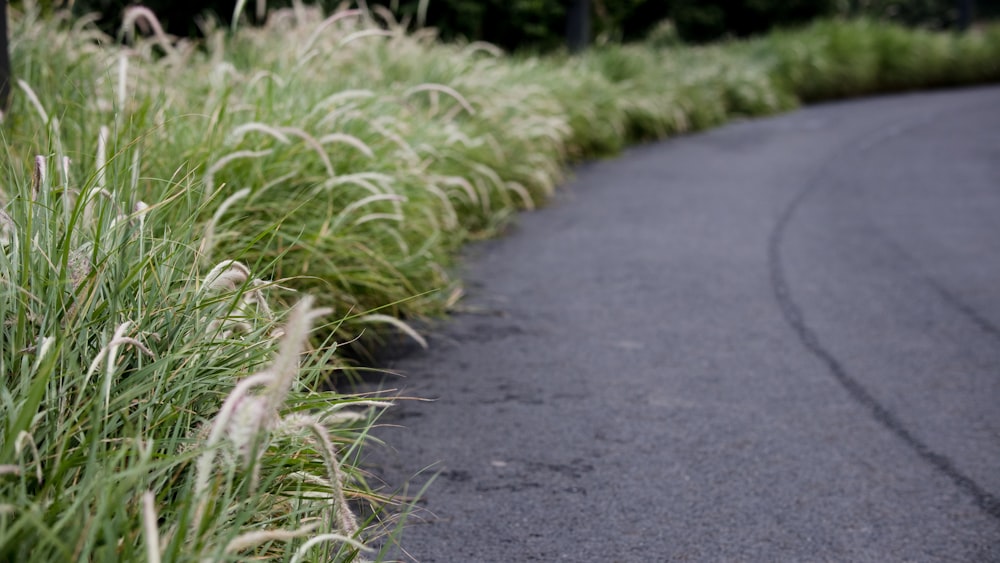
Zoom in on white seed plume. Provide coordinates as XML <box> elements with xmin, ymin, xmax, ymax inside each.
<box><xmin>405</xmin><ymin>83</ymin><xmax>476</xmax><ymax>116</ymax></box>
<box><xmin>141</xmin><ymin>491</ymin><xmax>161</xmax><ymax>563</ymax></box>
<box><xmin>465</xmin><ymin>41</ymin><xmax>504</xmax><ymax>57</ymax></box>
<box><xmin>371</xmin><ymin>5</ymin><xmax>399</xmax><ymax>28</ymax></box>
<box><xmin>434</xmin><ymin>175</ymin><xmax>479</xmax><ymax>205</ymax></box>
<box><xmin>0</xmin><ymin>209</ymin><xmax>15</xmax><ymax>247</ymax></box>
<box><xmin>210</xmin><ymin>61</ymin><xmax>241</xmax><ymax>92</ymax></box>
<box><xmin>228</xmin><ymin>122</ymin><xmax>291</xmax><ymax>145</ymax></box>
<box><xmin>327</xmin><ymin>400</ymin><xmax>394</xmax><ymax>412</ymax></box>
<box><xmin>60</xmin><ymin>156</ymin><xmax>71</xmax><ymax>188</ymax></box>
<box><xmin>96</xmin><ymin>126</ymin><xmax>110</xmax><ymax>189</ymax></box>
<box><xmin>84</xmin><ymin>321</ymin><xmax>156</xmax><ymax>410</ymax></box>
<box><xmin>133</xmin><ymin>201</ymin><xmax>150</xmax><ymax>231</ymax></box>
<box><xmin>226</xmin><ymin>394</ymin><xmax>272</xmax><ymax>466</ymax></box>
<box><xmin>68</xmin><ymin>246</ymin><xmax>93</xmax><ymax>289</ymax></box>
<box><xmin>352</xmin><ymin>212</ymin><xmax>402</xmax><ymax>227</ymax></box>
<box><xmin>424</xmin><ymin>184</ymin><xmax>458</xmax><ymax>229</ymax></box>
<box><xmin>224</xmin><ymin>523</ymin><xmax>320</xmax><ymax>554</ymax></box>
<box><xmin>33</xmin><ymin>336</ymin><xmax>56</xmax><ymax>370</ymax></box>
<box><xmin>318</xmin><ymin>132</ymin><xmax>375</xmax><ymax>159</ymax></box>
<box><xmin>281</xmin><ymin>414</ymin><xmax>359</xmax><ymax>536</ymax></box>
<box><xmin>338</xmin><ymin>28</ymin><xmax>395</xmax><ymax>47</ymax></box>
<box><xmin>317</xmin><ymin>411</ymin><xmax>366</xmax><ymax>425</ymax></box>
<box><xmin>191</xmin><ymin>372</ymin><xmax>274</xmax><ymax>534</ymax></box>
<box><xmin>192</xmin><ymin>297</ymin><xmax>331</xmax><ymax>533</ymax></box>
<box><xmin>121</xmin><ymin>6</ymin><xmax>178</xmax><ymax>58</ymax></box>
<box><xmin>200</xmin><ymin>261</ymin><xmax>274</xmax><ymax>339</ymax></box>
<box><xmin>199</xmin><ymin>188</ymin><xmax>250</xmax><ymax>261</ymax></box>
<box><xmin>332</xmin><ymin>194</ymin><xmax>403</xmax><ymax>230</ymax></box>
<box><xmin>204</xmin><ymin>149</ymin><xmax>273</xmax><ymax>199</ymax></box>
<box><xmin>416</xmin><ymin>0</ymin><xmax>430</xmax><ymax>27</ymax></box>
<box><xmin>264</xmin><ymin>298</ymin><xmax>332</xmax><ymax>411</ymax></box>
<box><xmin>298</xmin><ymin>9</ymin><xmax>364</xmax><ymax>57</ymax></box>
<box><xmin>17</xmin><ymin>80</ymin><xmax>49</xmax><ymax>124</ymax></box>
<box><xmin>201</xmin><ymin>260</ymin><xmax>251</xmax><ymax>292</ymax></box>
<box><xmin>117</xmin><ymin>54</ymin><xmax>128</xmax><ymax>110</ymax></box>
<box><xmin>291</xmin><ymin>534</ymin><xmax>371</xmax><ymax>563</ymax></box>
<box><xmin>82</xmin><ymin>187</ymin><xmax>118</xmax><ymax>230</ymax></box>
<box><xmin>277</xmin><ymin>127</ymin><xmax>335</xmax><ymax>177</ymax></box>
<box><xmin>31</xmin><ymin>155</ymin><xmax>46</xmax><ymax>201</ymax></box>
<box><xmin>372</xmin><ymin>124</ymin><xmax>420</xmax><ymax>162</ymax></box>
<box><xmin>505</xmin><ymin>181</ymin><xmax>535</xmax><ymax>210</ymax></box>
<box><xmin>311</xmin><ymin>89</ymin><xmax>375</xmax><ymax>114</ymax></box>
<box><xmin>243</xmin><ymin>279</ymin><xmax>273</xmax><ymax>321</ymax></box>
<box><xmin>14</xmin><ymin>432</ymin><xmax>42</xmax><ymax>483</ymax></box>
<box><xmin>250</xmin><ymin>171</ymin><xmax>297</xmax><ymax>202</ymax></box>
<box><xmin>355</xmin><ymin>314</ymin><xmax>427</xmax><ymax>349</ymax></box>
<box><xmin>319</xmin><ymin>172</ymin><xmax>396</xmax><ymax>200</ymax></box>
<box><xmin>246</xmin><ymin>70</ymin><xmax>287</xmax><ymax>91</ymax></box>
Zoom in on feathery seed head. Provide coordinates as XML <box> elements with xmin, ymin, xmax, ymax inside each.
<box><xmin>0</xmin><ymin>209</ymin><xmax>15</xmax><ymax>247</ymax></box>
<box><xmin>202</xmin><ymin>260</ymin><xmax>251</xmax><ymax>292</ymax></box>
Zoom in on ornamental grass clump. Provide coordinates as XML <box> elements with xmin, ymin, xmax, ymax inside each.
<box><xmin>9</xmin><ymin>3</ymin><xmax>508</xmax><ymax>349</ymax></box>
<box><xmin>0</xmin><ymin>116</ymin><xmax>392</xmax><ymax>561</ymax></box>
<box><xmin>7</xmin><ymin>2</ymin><xmax>997</xmax><ymax>361</ymax></box>
<box><xmin>190</xmin><ymin>296</ymin><xmax>390</xmax><ymax>562</ymax></box>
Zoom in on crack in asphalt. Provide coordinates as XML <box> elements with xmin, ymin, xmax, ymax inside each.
<box><xmin>867</xmin><ymin>223</ymin><xmax>1000</xmax><ymax>343</ymax></box>
<box><xmin>767</xmin><ymin>110</ymin><xmax>1000</xmax><ymax>522</ymax></box>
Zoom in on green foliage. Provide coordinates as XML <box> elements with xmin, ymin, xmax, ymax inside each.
<box><xmin>764</xmin><ymin>18</ymin><xmax>1000</xmax><ymax>101</ymax></box>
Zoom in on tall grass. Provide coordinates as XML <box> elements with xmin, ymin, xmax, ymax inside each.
<box><xmin>7</xmin><ymin>6</ymin><xmax>999</xmax><ymax>351</ymax></box>
<box><xmin>1</xmin><ymin>2</ymin><xmax>999</xmax><ymax>559</ymax></box>
<box><xmin>0</xmin><ymin>131</ymin><xmax>393</xmax><ymax>559</ymax></box>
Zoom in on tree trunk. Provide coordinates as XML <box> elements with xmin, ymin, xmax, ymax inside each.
<box><xmin>566</xmin><ymin>0</ymin><xmax>590</xmax><ymax>53</ymax></box>
<box><xmin>0</xmin><ymin>0</ymin><xmax>10</xmax><ymax>117</ymax></box>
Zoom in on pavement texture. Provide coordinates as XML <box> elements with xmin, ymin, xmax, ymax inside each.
<box><xmin>360</xmin><ymin>86</ymin><xmax>1000</xmax><ymax>562</ymax></box>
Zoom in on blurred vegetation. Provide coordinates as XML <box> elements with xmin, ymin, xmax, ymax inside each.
<box><xmin>22</xmin><ymin>0</ymin><xmax>1000</xmax><ymax>48</ymax></box>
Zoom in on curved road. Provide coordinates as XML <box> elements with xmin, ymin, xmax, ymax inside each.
<box><xmin>364</xmin><ymin>86</ymin><xmax>1000</xmax><ymax>561</ymax></box>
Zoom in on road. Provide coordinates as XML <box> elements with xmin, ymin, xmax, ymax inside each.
<box><xmin>362</xmin><ymin>86</ymin><xmax>1000</xmax><ymax>562</ymax></box>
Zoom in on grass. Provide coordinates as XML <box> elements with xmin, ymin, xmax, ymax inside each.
<box><xmin>1</xmin><ymin>2</ymin><xmax>999</xmax><ymax>560</ymax></box>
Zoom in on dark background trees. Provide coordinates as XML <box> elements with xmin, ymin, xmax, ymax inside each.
<box><xmin>19</xmin><ymin>0</ymin><xmax>1000</xmax><ymax>49</ymax></box>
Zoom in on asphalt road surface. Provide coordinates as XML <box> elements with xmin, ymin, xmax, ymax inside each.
<box><xmin>362</xmin><ymin>86</ymin><xmax>1000</xmax><ymax>562</ymax></box>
